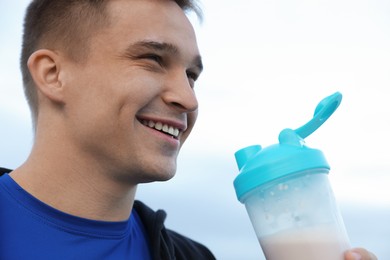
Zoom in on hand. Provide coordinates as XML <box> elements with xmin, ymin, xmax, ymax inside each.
<box><xmin>344</xmin><ymin>248</ymin><xmax>378</xmax><ymax>260</ymax></box>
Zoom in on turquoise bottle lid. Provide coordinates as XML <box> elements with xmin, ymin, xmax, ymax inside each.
<box><xmin>233</xmin><ymin>92</ymin><xmax>342</xmax><ymax>202</ymax></box>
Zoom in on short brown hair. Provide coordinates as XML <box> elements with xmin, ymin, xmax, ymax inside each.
<box><xmin>20</xmin><ymin>0</ymin><xmax>202</xmax><ymax>128</ymax></box>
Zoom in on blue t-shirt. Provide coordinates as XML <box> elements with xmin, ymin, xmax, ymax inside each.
<box><xmin>0</xmin><ymin>174</ymin><xmax>152</xmax><ymax>260</ymax></box>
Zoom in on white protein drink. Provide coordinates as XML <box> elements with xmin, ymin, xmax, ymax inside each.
<box><xmin>259</xmin><ymin>224</ymin><xmax>350</xmax><ymax>260</ymax></box>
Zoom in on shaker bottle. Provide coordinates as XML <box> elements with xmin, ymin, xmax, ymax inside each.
<box><xmin>233</xmin><ymin>92</ymin><xmax>350</xmax><ymax>260</ymax></box>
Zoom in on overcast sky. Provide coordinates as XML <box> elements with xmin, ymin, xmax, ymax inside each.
<box><xmin>1</xmin><ymin>1</ymin><xmax>389</xmax><ymax>259</ymax></box>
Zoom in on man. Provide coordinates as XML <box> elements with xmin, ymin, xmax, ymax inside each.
<box><xmin>0</xmin><ymin>0</ymin><xmax>377</xmax><ymax>259</ymax></box>
<box><xmin>0</xmin><ymin>0</ymin><xmax>213</xmax><ymax>259</ymax></box>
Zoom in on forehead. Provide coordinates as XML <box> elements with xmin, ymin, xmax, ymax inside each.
<box><xmin>100</xmin><ymin>0</ymin><xmax>200</xmax><ymax>57</ymax></box>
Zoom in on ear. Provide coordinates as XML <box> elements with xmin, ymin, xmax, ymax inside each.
<box><xmin>27</xmin><ymin>49</ymin><xmax>65</xmax><ymax>104</ymax></box>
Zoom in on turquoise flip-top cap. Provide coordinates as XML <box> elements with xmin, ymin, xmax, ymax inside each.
<box><xmin>233</xmin><ymin>92</ymin><xmax>342</xmax><ymax>202</ymax></box>
<box><xmin>233</xmin><ymin>132</ymin><xmax>330</xmax><ymax>202</ymax></box>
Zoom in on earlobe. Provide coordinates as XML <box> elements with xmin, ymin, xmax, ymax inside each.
<box><xmin>27</xmin><ymin>49</ymin><xmax>65</xmax><ymax>104</ymax></box>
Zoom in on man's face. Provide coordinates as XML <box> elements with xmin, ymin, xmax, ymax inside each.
<box><xmin>61</xmin><ymin>0</ymin><xmax>202</xmax><ymax>183</ymax></box>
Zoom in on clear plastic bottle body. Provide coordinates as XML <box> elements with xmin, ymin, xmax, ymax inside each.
<box><xmin>242</xmin><ymin>169</ymin><xmax>350</xmax><ymax>260</ymax></box>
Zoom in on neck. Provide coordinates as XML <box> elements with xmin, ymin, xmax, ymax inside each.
<box><xmin>10</xmin><ymin>143</ymin><xmax>137</xmax><ymax>222</ymax></box>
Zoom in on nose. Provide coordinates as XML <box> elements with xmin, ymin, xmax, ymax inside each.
<box><xmin>162</xmin><ymin>71</ymin><xmax>198</xmax><ymax>112</ymax></box>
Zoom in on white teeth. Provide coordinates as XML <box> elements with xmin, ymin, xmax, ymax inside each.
<box><xmin>155</xmin><ymin>122</ymin><xmax>163</xmax><ymax>130</ymax></box>
<box><xmin>142</xmin><ymin>120</ymin><xmax>180</xmax><ymax>138</ymax></box>
<box><xmin>168</xmin><ymin>126</ymin><xmax>174</xmax><ymax>135</ymax></box>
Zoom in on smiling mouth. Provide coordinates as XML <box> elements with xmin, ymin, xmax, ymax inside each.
<box><xmin>141</xmin><ymin>120</ymin><xmax>180</xmax><ymax>139</ymax></box>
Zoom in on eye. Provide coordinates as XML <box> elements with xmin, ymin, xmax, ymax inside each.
<box><xmin>187</xmin><ymin>70</ymin><xmax>199</xmax><ymax>81</ymax></box>
<box><xmin>186</xmin><ymin>71</ymin><xmax>199</xmax><ymax>88</ymax></box>
<box><xmin>142</xmin><ymin>53</ymin><xmax>163</xmax><ymax>65</ymax></box>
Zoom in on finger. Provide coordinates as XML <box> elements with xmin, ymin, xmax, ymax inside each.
<box><xmin>345</xmin><ymin>248</ymin><xmax>378</xmax><ymax>260</ymax></box>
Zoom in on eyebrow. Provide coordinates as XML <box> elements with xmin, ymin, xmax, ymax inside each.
<box><xmin>126</xmin><ymin>40</ymin><xmax>203</xmax><ymax>72</ymax></box>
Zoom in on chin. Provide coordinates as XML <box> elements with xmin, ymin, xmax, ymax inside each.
<box><xmin>139</xmin><ymin>174</ymin><xmax>175</xmax><ymax>184</ymax></box>
<box><xmin>140</xmin><ymin>168</ymin><xmax>177</xmax><ymax>183</ymax></box>
<box><xmin>155</xmin><ymin>174</ymin><xmax>175</xmax><ymax>183</ymax></box>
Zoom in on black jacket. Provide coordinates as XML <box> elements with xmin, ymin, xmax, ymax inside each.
<box><xmin>0</xmin><ymin>167</ymin><xmax>215</xmax><ymax>260</ymax></box>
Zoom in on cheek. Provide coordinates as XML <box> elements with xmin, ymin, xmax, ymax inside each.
<box><xmin>189</xmin><ymin>110</ymin><xmax>198</xmax><ymax>128</ymax></box>
<box><xmin>181</xmin><ymin>110</ymin><xmax>198</xmax><ymax>144</ymax></box>
<box><xmin>66</xmin><ymin>83</ymin><xmax>123</xmax><ymax>133</ymax></box>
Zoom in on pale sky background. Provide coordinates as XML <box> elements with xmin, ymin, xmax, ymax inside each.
<box><xmin>1</xmin><ymin>1</ymin><xmax>389</xmax><ymax>259</ymax></box>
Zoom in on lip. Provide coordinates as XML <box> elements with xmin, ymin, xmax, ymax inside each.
<box><xmin>136</xmin><ymin>115</ymin><xmax>187</xmax><ymax>141</ymax></box>
<box><xmin>137</xmin><ymin>116</ymin><xmax>187</xmax><ymax>131</ymax></box>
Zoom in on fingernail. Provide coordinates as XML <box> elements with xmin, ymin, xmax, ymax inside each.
<box><xmin>351</xmin><ymin>252</ymin><xmax>362</xmax><ymax>260</ymax></box>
